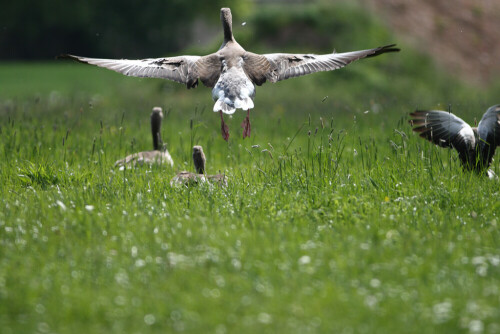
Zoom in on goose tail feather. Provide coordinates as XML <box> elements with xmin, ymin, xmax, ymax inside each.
<box><xmin>214</xmin><ymin>100</ymin><xmax>236</xmax><ymax>114</ymax></box>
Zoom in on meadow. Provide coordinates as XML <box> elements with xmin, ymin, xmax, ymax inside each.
<box><xmin>1</xmin><ymin>5</ymin><xmax>500</xmax><ymax>333</ymax></box>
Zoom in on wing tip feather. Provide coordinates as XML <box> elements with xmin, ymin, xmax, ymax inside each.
<box><xmin>366</xmin><ymin>44</ymin><xmax>400</xmax><ymax>58</ymax></box>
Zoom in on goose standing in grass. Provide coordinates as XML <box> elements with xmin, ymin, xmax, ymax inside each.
<box><xmin>115</xmin><ymin>107</ymin><xmax>174</xmax><ymax>168</ymax></box>
<box><xmin>170</xmin><ymin>146</ymin><xmax>227</xmax><ymax>187</ymax></box>
<box><xmin>60</xmin><ymin>8</ymin><xmax>399</xmax><ymax>141</ymax></box>
<box><xmin>409</xmin><ymin>105</ymin><xmax>500</xmax><ymax>178</ymax></box>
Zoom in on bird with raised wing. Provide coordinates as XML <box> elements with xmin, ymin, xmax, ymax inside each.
<box><xmin>170</xmin><ymin>146</ymin><xmax>227</xmax><ymax>187</ymax></box>
<box><xmin>409</xmin><ymin>105</ymin><xmax>500</xmax><ymax>178</ymax></box>
<box><xmin>60</xmin><ymin>8</ymin><xmax>399</xmax><ymax>141</ymax></box>
<box><xmin>115</xmin><ymin>107</ymin><xmax>174</xmax><ymax>168</ymax></box>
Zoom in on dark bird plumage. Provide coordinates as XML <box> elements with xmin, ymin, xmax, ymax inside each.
<box><xmin>409</xmin><ymin>105</ymin><xmax>500</xmax><ymax>178</ymax></box>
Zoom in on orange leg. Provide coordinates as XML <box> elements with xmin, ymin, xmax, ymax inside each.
<box><xmin>241</xmin><ymin>109</ymin><xmax>251</xmax><ymax>139</ymax></box>
<box><xmin>220</xmin><ymin>111</ymin><xmax>230</xmax><ymax>141</ymax></box>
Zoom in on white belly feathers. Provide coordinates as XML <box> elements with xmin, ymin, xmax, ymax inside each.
<box><xmin>212</xmin><ymin>65</ymin><xmax>255</xmax><ymax>114</ymax></box>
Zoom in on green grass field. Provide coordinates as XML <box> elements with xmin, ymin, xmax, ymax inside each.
<box><xmin>1</xmin><ymin>11</ymin><xmax>500</xmax><ymax>333</ymax></box>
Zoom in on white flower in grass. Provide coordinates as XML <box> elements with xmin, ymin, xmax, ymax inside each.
<box><xmin>144</xmin><ymin>314</ymin><xmax>156</xmax><ymax>325</ymax></box>
<box><xmin>432</xmin><ymin>301</ymin><xmax>452</xmax><ymax>324</ymax></box>
<box><xmin>257</xmin><ymin>312</ymin><xmax>272</xmax><ymax>324</ymax></box>
<box><xmin>370</xmin><ymin>278</ymin><xmax>381</xmax><ymax>288</ymax></box>
<box><xmin>298</xmin><ymin>255</ymin><xmax>311</xmax><ymax>265</ymax></box>
<box><xmin>469</xmin><ymin>320</ymin><xmax>484</xmax><ymax>334</ymax></box>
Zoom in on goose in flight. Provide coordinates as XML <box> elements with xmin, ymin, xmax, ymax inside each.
<box><xmin>170</xmin><ymin>146</ymin><xmax>227</xmax><ymax>187</ymax></box>
<box><xmin>115</xmin><ymin>107</ymin><xmax>174</xmax><ymax>168</ymax></box>
<box><xmin>60</xmin><ymin>7</ymin><xmax>399</xmax><ymax>141</ymax></box>
<box><xmin>409</xmin><ymin>105</ymin><xmax>500</xmax><ymax>178</ymax></box>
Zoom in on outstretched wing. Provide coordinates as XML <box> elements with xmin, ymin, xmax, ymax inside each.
<box><xmin>261</xmin><ymin>44</ymin><xmax>399</xmax><ymax>83</ymax></box>
<box><xmin>59</xmin><ymin>54</ymin><xmax>202</xmax><ymax>88</ymax></box>
<box><xmin>409</xmin><ymin>110</ymin><xmax>476</xmax><ymax>168</ymax></box>
<box><xmin>477</xmin><ymin>105</ymin><xmax>500</xmax><ymax>168</ymax></box>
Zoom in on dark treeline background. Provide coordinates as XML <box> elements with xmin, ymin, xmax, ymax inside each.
<box><xmin>0</xmin><ymin>0</ymin><xmax>249</xmax><ymax>60</ymax></box>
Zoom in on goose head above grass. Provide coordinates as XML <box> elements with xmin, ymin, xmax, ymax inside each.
<box><xmin>170</xmin><ymin>145</ymin><xmax>227</xmax><ymax>187</ymax></box>
<box><xmin>409</xmin><ymin>105</ymin><xmax>500</xmax><ymax>179</ymax></box>
<box><xmin>60</xmin><ymin>8</ymin><xmax>400</xmax><ymax>141</ymax></box>
<box><xmin>114</xmin><ymin>107</ymin><xmax>174</xmax><ymax>168</ymax></box>
<box><xmin>192</xmin><ymin>145</ymin><xmax>206</xmax><ymax>174</ymax></box>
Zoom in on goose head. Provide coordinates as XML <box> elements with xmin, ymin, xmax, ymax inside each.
<box><xmin>220</xmin><ymin>8</ymin><xmax>234</xmax><ymax>44</ymax></box>
<box><xmin>192</xmin><ymin>145</ymin><xmax>206</xmax><ymax>174</ymax></box>
<box><xmin>151</xmin><ymin>107</ymin><xmax>163</xmax><ymax>150</ymax></box>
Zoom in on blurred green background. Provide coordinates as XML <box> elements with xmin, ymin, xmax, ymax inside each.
<box><xmin>2</xmin><ymin>0</ymin><xmax>499</xmax><ymax>107</ymax></box>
